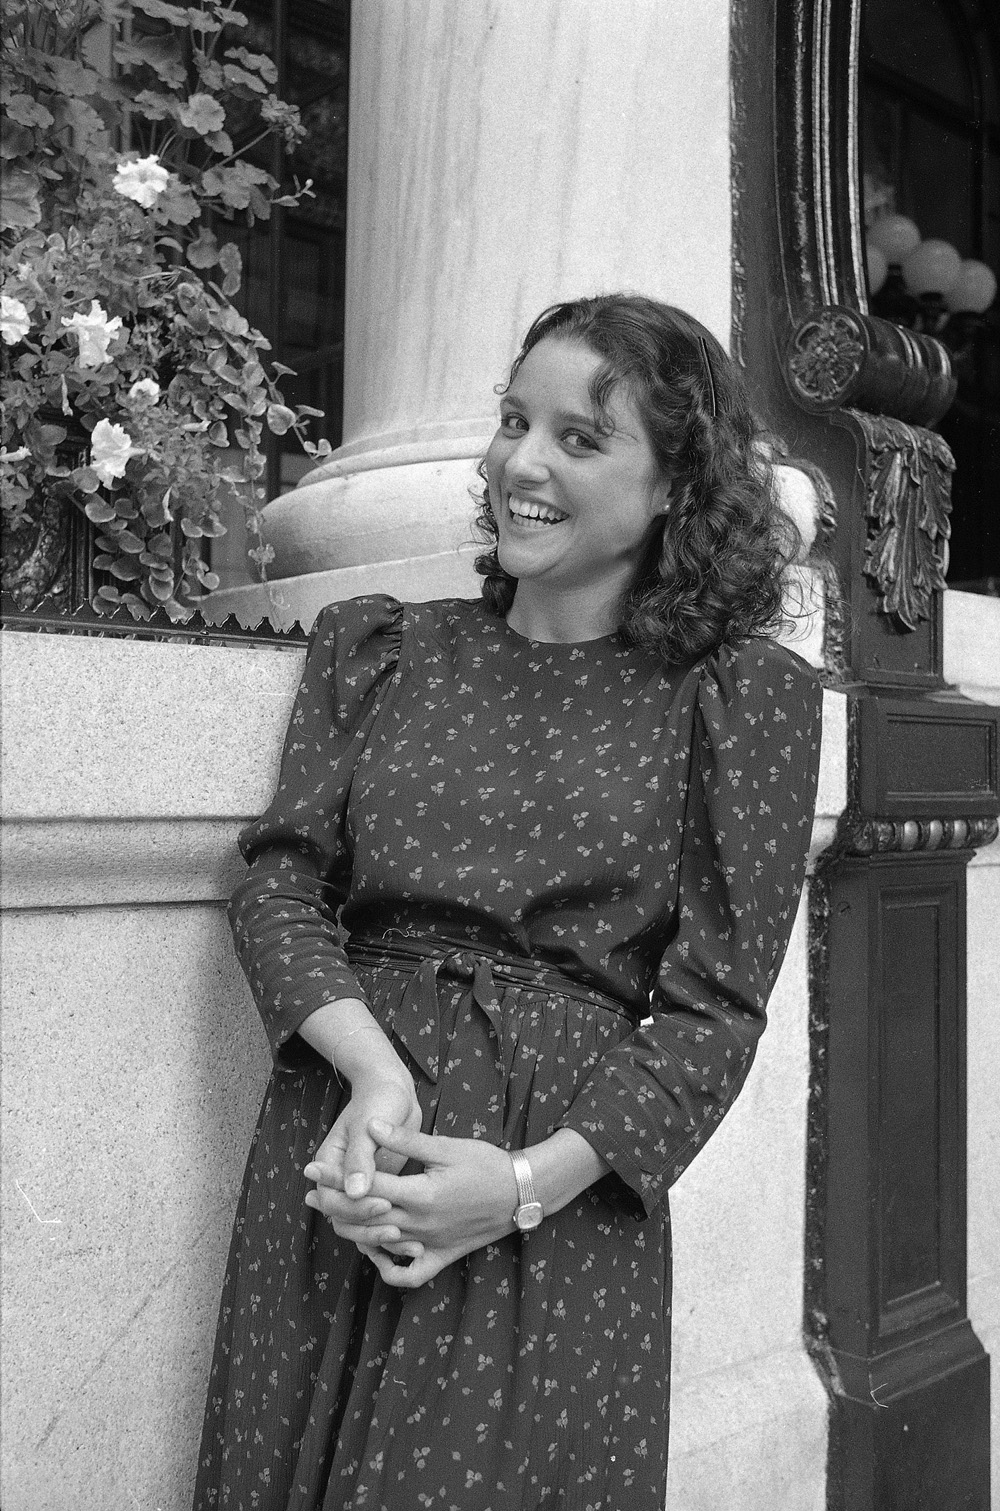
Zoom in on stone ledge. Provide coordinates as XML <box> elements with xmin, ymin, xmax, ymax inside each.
<box><xmin>1</xmin><ymin>807</ymin><xmax>846</xmax><ymax>912</ymax></box>
<box><xmin>1</xmin><ymin>630</ymin><xmax>302</xmax><ymax>820</ymax></box>
<box><xmin>1</xmin><ymin>819</ymin><xmax>247</xmax><ymax>911</ymax></box>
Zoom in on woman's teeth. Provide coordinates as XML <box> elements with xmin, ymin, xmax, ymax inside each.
<box><xmin>508</xmin><ymin>496</ymin><xmax>567</xmax><ymax>526</ymax></box>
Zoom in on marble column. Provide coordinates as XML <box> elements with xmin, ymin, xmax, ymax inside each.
<box><xmin>210</xmin><ymin>0</ymin><xmax>734</xmax><ymax>626</ymax></box>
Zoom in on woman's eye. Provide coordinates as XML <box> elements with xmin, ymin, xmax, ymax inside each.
<box><xmin>501</xmin><ymin>412</ymin><xmax>527</xmax><ymax>434</ymax></box>
<box><xmin>564</xmin><ymin>430</ymin><xmax>598</xmax><ymax>451</ymax></box>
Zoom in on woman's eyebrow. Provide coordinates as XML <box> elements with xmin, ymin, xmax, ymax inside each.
<box><xmin>500</xmin><ymin>396</ymin><xmax>614</xmax><ymax>435</ymax></box>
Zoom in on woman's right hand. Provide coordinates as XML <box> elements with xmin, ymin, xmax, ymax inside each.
<box><xmin>311</xmin><ymin>1070</ymin><xmax>422</xmax><ymax>1198</ymax></box>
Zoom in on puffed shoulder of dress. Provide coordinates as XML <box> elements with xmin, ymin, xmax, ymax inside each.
<box><xmin>559</xmin><ymin>632</ymin><xmax>823</xmax><ymax>1219</ymax></box>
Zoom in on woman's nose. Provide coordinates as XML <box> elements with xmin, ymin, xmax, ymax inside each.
<box><xmin>505</xmin><ymin>431</ymin><xmax>550</xmax><ymax>484</ymax></box>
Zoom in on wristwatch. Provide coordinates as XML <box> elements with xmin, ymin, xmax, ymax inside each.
<box><xmin>509</xmin><ymin>1150</ymin><xmax>544</xmax><ymax>1232</ymax></box>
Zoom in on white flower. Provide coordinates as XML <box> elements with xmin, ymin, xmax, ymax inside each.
<box><xmin>113</xmin><ymin>155</ymin><xmax>170</xmax><ymax>209</ymax></box>
<box><xmin>1</xmin><ymin>295</ymin><xmax>31</xmax><ymax>345</ymax></box>
<box><xmin>128</xmin><ymin>377</ymin><xmax>161</xmax><ymax>403</ymax></box>
<box><xmin>90</xmin><ymin>419</ymin><xmax>138</xmax><ymax>485</ymax></box>
<box><xmin>61</xmin><ymin>300</ymin><xmax>124</xmax><ymax>369</ymax></box>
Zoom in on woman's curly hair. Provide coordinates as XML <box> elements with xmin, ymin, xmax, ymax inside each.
<box><xmin>474</xmin><ymin>294</ymin><xmax>800</xmax><ymax>664</ymax></box>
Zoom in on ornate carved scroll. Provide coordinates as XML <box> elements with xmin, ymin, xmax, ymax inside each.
<box><xmin>853</xmin><ymin>413</ymin><xmax>955</xmax><ymax>632</ymax></box>
<box><xmin>786</xmin><ymin>305</ymin><xmax>956</xmax><ymax>427</ymax></box>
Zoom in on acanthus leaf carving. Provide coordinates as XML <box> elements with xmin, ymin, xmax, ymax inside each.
<box><xmin>854</xmin><ymin>412</ymin><xmax>954</xmax><ymax>633</ymax></box>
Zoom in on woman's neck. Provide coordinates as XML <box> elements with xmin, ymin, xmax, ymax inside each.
<box><xmin>505</xmin><ymin>583</ymin><xmax>620</xmax><ymax>644</ymax></box>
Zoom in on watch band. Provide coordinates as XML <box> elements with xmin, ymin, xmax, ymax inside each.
<box><xmin>509</xmin><ymin>1150</ymin><xmax>544</xmax><ymax>1232</ymax></box>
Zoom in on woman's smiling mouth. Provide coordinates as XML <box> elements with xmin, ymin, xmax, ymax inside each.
<box><xmin>507</xmin><ymin>495</ymin><xmax>569</xmax><ymax>527</ymax></box>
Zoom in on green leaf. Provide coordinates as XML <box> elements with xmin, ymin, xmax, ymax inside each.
<box><xmin>115</xmin><ymin>529</ymin><xmax>146</xmax><ymax>554</ymax></box>
<box><xmin>84</xmin><ymin>501</ymin><xmax>118</xmax><ymax>525</ymax></box>
<box><xmin>73</xmin><ymin>468</ymin><xmax>103</xmax><ymax>495</ymax></box>
<box><xmin>157</xmin><ymin>183</ymin><xmax>201</xmax><ymax>226</ymax></box>
<box><xmin>47</xmin><ymin>57</ymin><xmax>103</xmax><ymax>98</ymax></box>
<box><xmin>221</xmin><ymin>62</ymin><xmax>269</xmax><ymax>95</ymax></box>
<box><xmin>186</xmin><ymin>227</ymin><xmax>220</xmax><ymax>268</ymax></box>
<box><xmin>57</xmin><ymin>98</ymin><xmax>110</xmax><ymax>153</ymax></box>
<box><xmin>208</xmin><ymin>421</ymin><xmax>229</xmax><ymax>446</ymax></box>
<box><xmin>223</xmin><ymin>47</ymin><xmax>278</xmax><ymax>85</ymax></box>
<box><xmin>108</xmin><ymin>558</ymin><xmax>144</xmax><ymax>581</ymax></box>
<box><xmin>179</xmin><ymin>517</ymin><xmax>204</xmax><ymax>537</ymax></box>
<box><xmin>266</xmin><ymin>402</ymin><xmax>296</xmax><ymax>435</ymax></box>
<box><xmin>218</xmin><ymin>241</ymin><xmax>242</xmax><ymax>297</ymax></box>
<box><xmin>204</xmin><ymin>129</ymin><xmax>234</xmax><ymax>154</ymax></box>
<box><xmin>113</xmin><ymin>37</ymin><xmax>187</xmax><ymax>90</ymax></box>
<box><xmin>130</xmin><ymin>0</ymin><xmax>191</xmax><ymax>23</ymax></box>
<box><xmin>5</xmin><ymin>95</ymin><xmax>54</xmax><ymax>129</ymax></box>
<box><xmin>131</xmin><ymin>89</ymin><xmax>176</xmax><ymax>123</ymax></box>
<box><xmin>0</xmin><ymin>166</ymin><xmax>41</xmax><ymax>231</ymax></box>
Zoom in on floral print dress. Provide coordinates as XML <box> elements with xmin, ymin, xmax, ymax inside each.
<box><xmin>194</xmin><ymin>594</ymin><xmax>822</xmax><ymax>1511</ymax></box>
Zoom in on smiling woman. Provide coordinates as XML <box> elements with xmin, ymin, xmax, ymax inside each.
<box><xmin>476</xmin><ymin>295</ymin><xmax>799</xmax><ymax>659</ymax></box>
<box><xmin>485</xmin><ymin>338</ymin><xmax>671</xmax><ymax>640</ymax></box>
<box><xmin>194</xmin><ymin>292</ymin><xmax>822</xmax><ymax>1511</ymax></box>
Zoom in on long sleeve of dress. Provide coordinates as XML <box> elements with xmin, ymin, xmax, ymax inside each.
<box><xmin>229</xmin><ymin>594</ymin><xmax>404</xmax><ymax>1064</ymax></box>
<box><xmin>559</xmin><ymin>639</ymin><xmax>822</xmax><ymax>1218</ymax></box>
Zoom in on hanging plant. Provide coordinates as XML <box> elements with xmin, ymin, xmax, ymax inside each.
<box><xmin>0</xmin><ymin>0</ymin><xmax>332</xmax><ymax>619</ymax></box>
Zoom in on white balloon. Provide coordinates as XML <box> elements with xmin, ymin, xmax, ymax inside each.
<box><xmin>944</xmin><ymin>259</ymin><xmax>997</xmax><ymax>314</ymax></box>
<box><xmin>865</xmin><ymin>241</ymin><xmax>888</xmax><ymax>295</ymax></box>
<box><xmin>867</xmin><ymin>214</ymin><xmax>921</xmax><ymax>263</ymax></box>
<box><xmin>902</xmin><ymin>239</ymin><xmax>962</xmax><ymax>297</ymax></box>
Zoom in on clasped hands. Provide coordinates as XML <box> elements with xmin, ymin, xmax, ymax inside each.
<box><xmin>304</xmin><ymin>1073</ymin><xmax>519</xmax><ymax>1289</ymax></box>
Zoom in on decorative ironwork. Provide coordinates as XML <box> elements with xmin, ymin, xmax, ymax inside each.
<box><xmin>1</xmin><ymin>491</ymin><xmax>72</xmax><ymax>609</ymax></box>
<box><xmin>839</xmin><ymin>813</ymin><xmax>998</xmax><ymax>856</ymax></box>
<box><xmin>0</xmin><ymin>591</ymin><xmax>308</xmax><ymax>646</ymax></box>
<box><xmin>786</xmin><ymin>305</ymin><xmax>957</xmax><ymax>426</ymax></box>
<box><xmin>788</xmin><ymin>307</ymin><xmax>866</xmax><ymax>402</ymax></box>
<box><xmin>855</xmin><ymin>412</ymin><xmax>954</xmax><ymax>631</ymax></box>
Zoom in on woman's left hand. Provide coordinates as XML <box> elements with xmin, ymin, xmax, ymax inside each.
<box><xmin>306</xmin><ymin>1121</ymin><xmax>519</xmax><ymax>1288</ymax></box>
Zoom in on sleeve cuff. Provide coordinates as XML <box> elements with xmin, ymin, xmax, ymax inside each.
<box><xmin>262</xmin><ymin>965</ymin><xmax>370</xmax><ymax>1068</ymax></box>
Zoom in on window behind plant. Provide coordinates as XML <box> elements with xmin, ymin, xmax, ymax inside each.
<box><xmin>227</xmin><ymin>0</ymin><xmax>348</xmax><ymax>500</ymax></box>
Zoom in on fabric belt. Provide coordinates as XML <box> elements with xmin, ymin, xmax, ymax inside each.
<box><xmin>346</xmin><ymin>932</ymin><xmax>635</xmax><ymax>1088</ymax></box>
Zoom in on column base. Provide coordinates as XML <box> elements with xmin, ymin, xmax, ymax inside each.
<box><xmin>261</xmin><ymin>454</ymin><xmax>486</xmax><ymax>579</ymax></box>
<box><xmin>825</xmin><ymin>1324</ymin><xmax>990</xmax><ymax>1511</ymax></box>
<box><xmin>206</xmin><ymin>545</ymin><xmax>481</xmax><ymax>632</ymax></box>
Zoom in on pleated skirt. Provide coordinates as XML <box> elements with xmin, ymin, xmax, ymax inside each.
<box><xmin>193</xmin><ymin>952</ymin><xmax>672</xmax><ymax>1511</ymax></box>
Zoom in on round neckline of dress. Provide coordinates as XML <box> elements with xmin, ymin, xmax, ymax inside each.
<box><xmin>483</xmin><ymin>603</ymin><xmax>621</xmax><ymax>651</ymax></box>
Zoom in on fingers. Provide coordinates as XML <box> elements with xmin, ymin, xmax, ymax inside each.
<box><xmin>305</xmin><ymin>1185</ymin><xmax>393</xmax><ymax>1223</ymax></box>
<box><xmin>363</xmin><ymin>1245</ymin><xmax>454</xmax><ymax>1289</ymax></box>
<box><xmin>341</xmin><ymin>1124</ymin><xmax>380</xmax><ymax>1198</ymax></box>
<box><xmin>368</xmin><ymin>1120</ymin><xmax>447</xmax><ymax>1166</ymax></box>
<box><xmin>304</xmin><ymin>1194</ymin><xmax>402</xmax><ymax>1249</ymax></box>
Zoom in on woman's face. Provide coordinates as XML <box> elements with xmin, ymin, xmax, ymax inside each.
<box><xmin>484</xmin><ymin>336</ymin><xmax>670</xmax><ymax>605</ymax></box>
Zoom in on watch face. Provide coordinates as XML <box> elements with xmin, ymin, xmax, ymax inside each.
<box><xmin>515</xmin><ymin>1201</ymin><xmax>544</xmax><ymax>1231</ymax></box>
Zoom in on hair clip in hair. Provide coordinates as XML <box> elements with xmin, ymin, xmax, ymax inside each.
<box><xmin>698</xmin><ymin>336</ymin><xmax>718</xmax><ymax>421</ymax></box>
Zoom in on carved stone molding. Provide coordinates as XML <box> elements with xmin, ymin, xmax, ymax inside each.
<box><xmin>838</xmin><ymin>814</ymin><xmax>999</xmax><ymax>857</ymax></box>
<box><xmin>786</xmin><ymin>305</ymin><xmax>957</xmax><ymax>427</ymax></box>
<box><xmin>853</xmin><ymin>412</ymin><xmax>955</xmax><ymax>632</ymax></box>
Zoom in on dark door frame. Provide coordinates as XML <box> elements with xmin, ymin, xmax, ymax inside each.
<box><xmin>732</xmin><ymin>2</ymin><xmax>997</xmax><ymax>1506</ymax></box>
